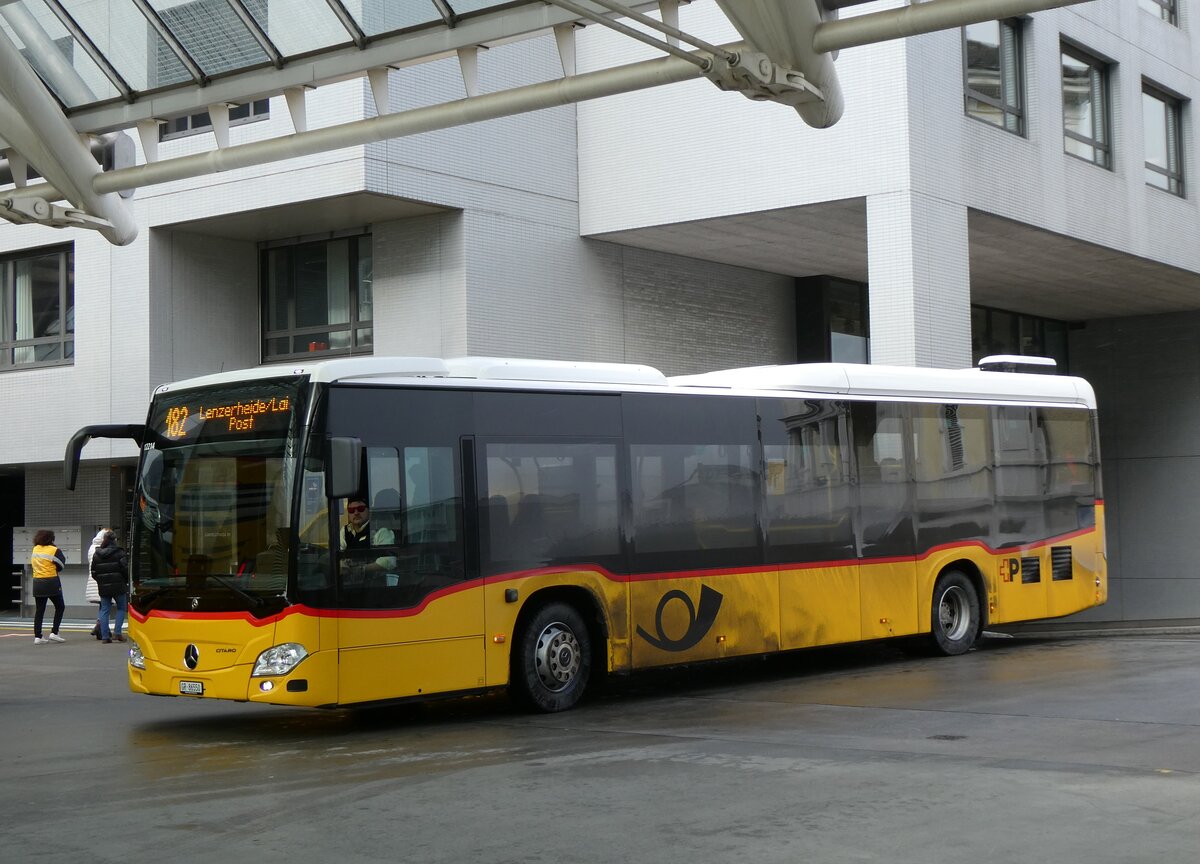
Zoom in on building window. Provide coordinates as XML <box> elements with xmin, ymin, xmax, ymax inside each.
<box><xmin>971</xmin><ymin>306</ymin><xmax>1068</xmax><ymax>372</ymax></box>
<box><xmin>1143</xmin><ymin>84</ymin><xmax>1184</xmax><ymax>196</ymax></box>
<box><xmin>262</xmin><ymin>233</ymin><xmax>373</xmax><ymax>362</ymax></box>
<box><xmin>160</xmin><ymin>100</ymin><xmax>271</xmax><ymax>141</ymax></box>
<box><xmin>963</xmin><ymin>20</ymin><xmax>1024</xmax><ymax>135</ymax></box>
<box><xmin>1139</xmin><ymin>0</ymin><xmax>1178</xmax><ymax>25</ymax></box>
<box><xmin>795</xmin><ymin>276</ymin><xmax>869</xmax><ymax>364</ymax></box>
<box><xmin>1</xmin><ymin>246</ymin><xmax>74</xmax><ymax>369</ymax></box>
<box><xmin>1061</xmin><ymin>45</ymin><xmax>1112</xmax><ymax>169</ymax></box>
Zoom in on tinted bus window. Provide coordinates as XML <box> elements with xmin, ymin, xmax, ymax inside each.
<box><xmin>624</xmin><ymin>393</ymin><xmax>760</xmax><ymax>571</ymax></box>
<box><xmin>760</xmin><ymin>398</ymin><xmax>855</xmax><ymax>563</ymax></box>
<box><xmin>993</xmin><ymin>405</ymin><xmax>1046</xmax><ymax>545</ymax></box>
<box><xmin>911</xmin><ymin>404</ymin><xmax>993</xmax><ymax>548</ymax></box>
<box><xmin>474</xmin><ymin>391</ymin><xmax>622</xmax><ymax>437</ymax></box>
<box><xmin>326</xmin><ymin>387</ymin><xmax>470</xmax><ymax>609</ymax></box>
<box><xmin>1041</xmin><ymin>407</ymin><xmax>1097</xmax><ymax>535</ymax></box>
<box><xmin>483</xmin><ymin>440</ymin><xmax>620</xmax><ymax>575</ymax></box>
<box><xmin>852</xmin><ymin>402</ymin><xmax>914</xmax><ymax>558</ymax></box>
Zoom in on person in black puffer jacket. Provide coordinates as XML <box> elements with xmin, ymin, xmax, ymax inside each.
<box><xmin>90</xmin><ymin>530</ymin><xmax>129</xmax><ymax>644</ymax></box>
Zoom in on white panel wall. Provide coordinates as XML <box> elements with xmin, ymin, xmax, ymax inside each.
<box><xmin>372</xmin><ymin>213</ymin><xmax>468</xmax><ymax>358</ymax></box>
<box><xmin>906</xmin><ymin>3</ymin><xmax>1200</xmax><ymax>276</ymax></box>
<box><xmin>148</xmin><ymin>230</ymin><xmax>259</xmax><ymax>386</ymax></box>
<box><xmin>576</xmin><ymin>1</ymin><xmax>912</xmax><ymax>234</ymax></box>
<box><xmin>0</xmin><ymin>226</ymin><xmax>148</xmax><ymax>467</ymax></box>
<box><xmin>867</xmin><ymin>192</ymin><xmax>971</xmax><ymax>368</ymax></box>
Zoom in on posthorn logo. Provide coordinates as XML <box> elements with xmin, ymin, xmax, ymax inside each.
<box><xmin>636</xmin><ymin>585</ymin><xmax>724</xmax><ymax>652</ymax></box>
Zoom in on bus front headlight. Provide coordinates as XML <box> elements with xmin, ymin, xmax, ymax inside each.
<box><xmin>252</xmin><ymin>643</ymin><xmax>308</xmax><ymax>677</ymax></box>
<box><xmin>128</xmin><ymin>638</ymin><xmax>145</xmax><ymax>670</ymax></box>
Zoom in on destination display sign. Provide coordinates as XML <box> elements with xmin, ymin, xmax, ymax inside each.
<box><xmin>151</xmin><ymin>380</ymin><xmax>302</xmax><ymax>444</ymax></box>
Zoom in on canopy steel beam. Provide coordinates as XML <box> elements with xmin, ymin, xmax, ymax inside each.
<box><xmin>63</xmin><ymin>2</ymin><xmax>669</xmax><ymax>137</ymax></box>
<box><xmin>322</xmin><ymin>0</ymin><xmax>367</xmax><ymax>50</ymax></box>
<box><xmin>0</xmin><ymin>0</ymin><xmax>95</xmax><ymax>106</ymax></box>
<box><xmin>128</xmin><ymin>0</ymin><xmax>208</xmax><ymax>86</ymax></box>
<box><xmin>40</xmin><ymin>0</ymin><xmax>135</xmax><ymax>103</ymax></box>
<box><xmin>226</xmin><ymin>0</ymin><xmax>285</xmax><ymax>70</ymax></box>
<box><xmin>88</xmin><ymin>46</ymin><xmax>723</xmax><ymax>196</ymax></box>
<box><xmin>0</xmin><ymin>27</ymin><xmax>135</xmax><ymax>243</ymax></box>
<box><xmin>543</xmin><ymin>0</ymin><xmax>720</xmax><ymax>68</ymax></box>
<box><xmin>812</xmin><ymin>0</ymin><xmax>1094</xmax><ymax>54</ymax></box>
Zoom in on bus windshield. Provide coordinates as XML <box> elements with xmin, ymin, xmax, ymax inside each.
<box><xmin>132</xmin><ymin>377</ymin><xmax>308</xmax><ymax>617</ymax></box>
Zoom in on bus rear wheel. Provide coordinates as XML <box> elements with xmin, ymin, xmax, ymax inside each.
<box><xmin>930</xmin><ymin>570</ymin><xmax>980</xmax><ymax>656</ymax></box>
<box><xmin>511</xmin><ymin>602</ymin><xmax>592</xmax><ymax>713</ymax></box>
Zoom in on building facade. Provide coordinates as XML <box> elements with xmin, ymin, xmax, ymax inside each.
<box><xmin>1</xmin><ymin>0</ymin><xmax>1196</xmax><ymax>622</ymax></box>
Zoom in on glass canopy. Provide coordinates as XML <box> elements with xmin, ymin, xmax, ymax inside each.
<box><xmin>0</xmin><ymin>1</ymin><xmax>532</xmax><ymax>114</ymax></box>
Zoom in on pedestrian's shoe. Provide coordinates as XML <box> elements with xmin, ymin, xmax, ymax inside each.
<box><xmin>102</xmin><ymin>638</ymin><xmax>113</xmax><ymax>644</ymax></box>
<box><xmin>47</xmin><ymin>633</ymin><xmax>66</xmax><ymax>643</ymax></box>
<box><xmin>33</xmin><ymin>637</ymin><xmax>48</xmax><ymax>644</ymax></box>
<box><xmin>114</xmin><ymin>635</ymin><xmax>126</xmax><ymax>642</ymax></box>
<box><xmin>89</xmin><ymin>625</ymin><xmax>99</xmax><ymax>637</ymax></box>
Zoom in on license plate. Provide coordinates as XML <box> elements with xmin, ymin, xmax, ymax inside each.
<box><xmin>179</xmin><ymin>680</ymin><xmax>204</xmax><ymax>696</ymax></box>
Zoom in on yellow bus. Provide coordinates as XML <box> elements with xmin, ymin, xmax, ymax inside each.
<box><xmin>66</xmin><ymin>355</ymin><xmax>1105</xmax><ymax>712</ymax></box>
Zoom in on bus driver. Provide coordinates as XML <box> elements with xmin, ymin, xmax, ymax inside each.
<box><xmin>339</xmin><ymin>497</ymin><xmax>398</xmax><ymax>580</ymax></box>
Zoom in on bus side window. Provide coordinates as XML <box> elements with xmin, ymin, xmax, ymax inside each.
<box><xmin>911</xmin><ymin>403</ymin><xmax>992</xmax><ymax>548</ymax></box>
<box><xmin>1040</xmin><ymin>408</ymin><xmax>1096</xmax><ymax>535</ymax></box>
<box><xmin>851</xmin><ymin>402</ymin><xmax>913</xmax><ymax>558</ymax></box>
<box><xmin>993</xmin><ymin>406</ymin><xmax>1046</xmax><ymax>543</ymax></box>
<box><xmin>762</xmin><ymin>398</ymin><xmax>855</xmax><ymax>563</ymax></box>
<box><xmin>482</xmin><ymin>441</ymin><xmax>619</xmax><ymax>575</ymax></box>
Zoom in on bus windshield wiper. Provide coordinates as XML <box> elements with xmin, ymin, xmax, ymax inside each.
<box><xmin>206</xmin><ymin>574</ymin><xmax>265</xmax><ymax>608</ymax></box>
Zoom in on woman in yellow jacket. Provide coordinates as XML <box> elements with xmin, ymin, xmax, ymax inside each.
<box><xmin>31</xmin><ymin>529</ymin><xmax>67</xmax><ymax>644</ymax></box>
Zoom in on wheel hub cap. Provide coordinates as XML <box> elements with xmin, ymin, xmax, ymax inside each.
<box><xmin>534</xmin><ymin>622</ymin><xmax>580</xmax><ymax>692</ymax></box>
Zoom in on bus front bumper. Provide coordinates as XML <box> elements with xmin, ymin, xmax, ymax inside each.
<box><xmin>128</xmin><ymin>648</ymin><xmax>338</xmax><ymax>707</ymax></box>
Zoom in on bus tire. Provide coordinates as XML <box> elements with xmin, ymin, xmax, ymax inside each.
<box><xmin>511</xmin><ymin>601</ymin><xmax>592</xmax><ymax>713</ymax></box>
<box><xmin>930</xmin><ymin>570</ymin><xmax>979</xmax><ymax>656</ymax></box>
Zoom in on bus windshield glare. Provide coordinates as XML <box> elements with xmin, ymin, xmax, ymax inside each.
<box><xmin>132</xmin><ymin>378</ymin><xmax>307</xmax><ymax>617</ymax></box>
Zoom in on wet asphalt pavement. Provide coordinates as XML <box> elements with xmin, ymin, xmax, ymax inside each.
<box><xmin>3</xmin><ymin>625</ymin><xmax>1198</xmax><ymax>863</ymax></box>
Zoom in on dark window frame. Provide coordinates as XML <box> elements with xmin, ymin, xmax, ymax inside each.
<box><xmin>1139</xmin><ymin>0</ymin><xmax>1178</xmax><ymax>25</ymax></box>
<box><xmin>1061</xmin><ymin>42</ymin><xmax>1113</xmax><ymax>170</ymax></box>
<box><xmin>971</xmin><ymin>305</ymin><xmax>1070</xmax><ymax>372</ymax></box>
<box><xmin>962</xmin><ymin>18</ymin><xmax>1026</xmax><ymax>136</ymax></box>
<box><xmin>160</xmin><ymin>98</ymin><xmax>271</xmax><ymax>142</ymax></box>
<box><xmin>260</xmin><ymin>232</ymin><xmax>373</xmax><ymax>363</ymax></box>
<box><xmin>0</xmin><ymin>244</ymin><xmax>74</xmax><ymax>371</ymax></box>
<box><xmin>1143</xmin><ymin>81</ymin><xmax>1185</xmax><ymax>197</ymax></box>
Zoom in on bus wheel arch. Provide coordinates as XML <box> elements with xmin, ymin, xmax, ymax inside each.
<box><xmin>929</xmin><ymin>563</ymin><xmax>983</xmax><ymax>656</ymax></box>
<box><xmin>510</xmin><ymin>587</ymin><xmax>606</xmax><ymax>713</ymax></box>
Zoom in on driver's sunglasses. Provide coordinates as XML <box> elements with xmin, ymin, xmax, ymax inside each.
<box><xmin>347</xmin><ymin>504</ymin><xmax>367</xmax><ymax>514</ymax></box>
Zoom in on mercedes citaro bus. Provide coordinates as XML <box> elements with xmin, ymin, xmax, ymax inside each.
<box><xmin>65</xmin><ymin>355</ymin><xmax>1105</xmax><ymax>712</ymax></box>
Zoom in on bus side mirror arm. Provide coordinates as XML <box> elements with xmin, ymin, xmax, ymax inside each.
<box><xmin>64</xmin><ymin>424</ymin><xmax>146</xmax><ymax>490</ymax></box>
<box><xmin>325</xmin><ymin>436</ymin><xmax>362</xmax><ymax>499</ymax></box>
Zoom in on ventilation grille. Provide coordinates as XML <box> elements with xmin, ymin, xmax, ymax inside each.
<box><xmin>1051</xmin><ymin>546</ymin><xmax>1073</xmax><ymax>581</ymax></box>
<box><xmin>1021</xmin><ymin>556</ymin><xmax>1041</xmax><ymax>584</ymax></box>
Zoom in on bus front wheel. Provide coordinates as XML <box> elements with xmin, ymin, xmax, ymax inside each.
<box><xmin>511</xmin><ymin>602</ymin><xmax>592</xmax><ymax>713</ymax></box>
<box><xmin>930</xmin><ymin>570</ymin><xmax>980</xmax><ymax>656</ymax></box>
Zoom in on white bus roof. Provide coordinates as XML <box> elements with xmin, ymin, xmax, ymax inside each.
<box><xmin>153</xmin><ymin>356</ymin><xmax>1096</xmax><ymax>409</ymax></box>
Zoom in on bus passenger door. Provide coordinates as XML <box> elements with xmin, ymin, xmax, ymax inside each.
<box><xmin>336</xmin><ymin>441</ymin><xmax>485</xmax><ymax>705</ymax></box>
<box><xmin>852</xmin><ymin>402</ymin><xmax>918</xmax><ymax>640</ymax></box>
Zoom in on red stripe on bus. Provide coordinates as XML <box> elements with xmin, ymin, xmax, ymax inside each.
<box><xmin>130</xmin><ymin>521</ymin><xmax>1100</xmax><ymax>626</ymax></box>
